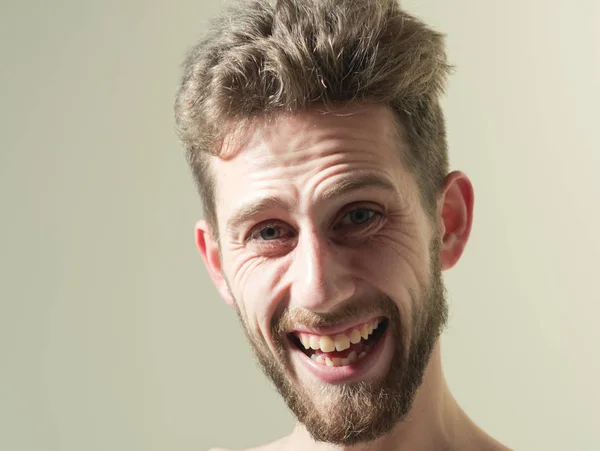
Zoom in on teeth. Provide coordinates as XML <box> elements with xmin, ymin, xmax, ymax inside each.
<box><xmin>300</xmin><ymin>336</ymin><xmax>311</xmax><ymax>349</ymax></box>
<box><xmin>368</xmin><ymin>319</ymin><xmax>380</xmax><ymax>336</ymax></box>
<box><xmin>296</xmin><ymin>318</ymin><xmax>383</xmax><ymax>354</ymax></box>
<box><xmin>309</xmin><ymin>336</ymin><xmax>320</xmax><ymax>350</ymax></box>
<box><xmin>321</xmin><ymin>356</ymin><xmax>355</xmax><ymax>367</ymax></box>
<box><xmin>360</xmin><ymin>324</ymin><xmax>369</xmax><ymax>340</ymax></box>
<box><xmin>348</xmin><ymin>351</ymin><xmax>357</xmax><ymax>363</ymax></box>
<box><xmin>319</xmin><ymin>336</ymin><xmax>336</xmax><ymax>353</ymax></box>
<box><xmin>334</xmin><ymin>334</ymin><xmax>351</xmax><ymax>352</ymax></box>
<box><xmin>310</xmin><ymin>348</ymin><xmax>371</xmax><ymax>367</ymax></box>
<box><xmin>349</xmin><ymin>329</ymin><xmax>362</xmax><ymax>344</ymax></box>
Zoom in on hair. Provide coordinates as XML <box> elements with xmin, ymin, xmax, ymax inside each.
<box><xmin>174</xmin><ymin>0</ymin><xmax>452</xmax><ymax>235</ymax></box>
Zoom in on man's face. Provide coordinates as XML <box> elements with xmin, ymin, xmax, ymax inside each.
<box><xmin>205</xmin><ymin>104</ymin><xmax>449</xmax><ymax>445</ymax></box>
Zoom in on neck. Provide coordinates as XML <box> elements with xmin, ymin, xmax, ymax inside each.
<box><xmin>286</xmin><ymin>342</ymin><xmax>474</xmax><ymax>451</ymax></box>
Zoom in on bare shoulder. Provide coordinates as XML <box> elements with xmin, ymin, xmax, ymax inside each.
<box><xmin>482</xmin><ymin>442</ymin><xmax>513</xmax><ymax>451</ymax></box>
<box><xmin>473</xmin><ymin>433</ymin><xmax>514</xmax><ymax>451</ymax></box>
<box><xmin>489</xmin><ymin>441</ymin><xmax>513</xmax><ymax>451</ymax></box>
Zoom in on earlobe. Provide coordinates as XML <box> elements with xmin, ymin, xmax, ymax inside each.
<box><xmin>195</xmin><ymin>220</ymin><xmax>236</xmax><ymax>307</ymax></box>
<box><xmin>437</xmin><ymin>172</ymin><xmax>474</xmax><ymax>271</ymax></box>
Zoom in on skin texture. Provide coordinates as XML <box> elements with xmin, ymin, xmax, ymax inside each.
<box><xmin>197</xmin><ymin>103</ymin><xmax>510</xmax><ymax>451</ymax></box>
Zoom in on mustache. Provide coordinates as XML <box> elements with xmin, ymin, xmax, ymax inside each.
<box><xmin>272</xmin><ymin>294</ymin><xmax>399</xmax><ymax>337</ymax></box>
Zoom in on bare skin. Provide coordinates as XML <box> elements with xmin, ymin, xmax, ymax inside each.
<box><xmin>199</xmin><ymin>104</ymin><xmax>512</xmax><ymax>451</ymax></box>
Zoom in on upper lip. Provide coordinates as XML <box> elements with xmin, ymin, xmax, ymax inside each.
<box><xmin>288</xmin><ymin>315</ymin><xmax>386</xmax><ymax>337</ymax></box>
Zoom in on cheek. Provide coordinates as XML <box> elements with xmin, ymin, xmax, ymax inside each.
<box><xmin>225</xmin><ymin>252</ymin><xmax>288</xmax><ymax>342</ymax></box>
<box><xmin>355</xmin><ymin>227</ymin><xmax>430</xmax><ymax>314</ymax></box>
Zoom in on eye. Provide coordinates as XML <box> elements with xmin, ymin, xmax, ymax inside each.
<box><xmin>248</xmin><ymin>222</ymin><xmax>295</xmax><ymax>242</ymax></box>
<box><xmin>338</xmin><ymin>208</ymin><xmax>378</xmax><ymax>226</ymax></box>
<box><xmin>258</xmin><ymin>225</ymin><xmax>282</xmax><ymax>241</ymax></box>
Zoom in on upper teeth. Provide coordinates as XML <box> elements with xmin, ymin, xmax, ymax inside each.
<box><xmin>297</xmin><ymin>319</ymin><xmax>381</xmax><ymax>353</ymax></box>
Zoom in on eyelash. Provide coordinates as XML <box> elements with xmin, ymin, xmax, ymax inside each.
<box><xmin>245</xmin><ymin>206</ymin><xmax>384</xmax><ymax>243</ymax></box>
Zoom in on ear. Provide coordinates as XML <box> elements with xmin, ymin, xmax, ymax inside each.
<box><xmin>195</xmin><ymin>220</ymin><xmax>235</xmax><ymax>307</ymax></box>
<box><xmin>436</xmin><ymin>171</ymin><xmax>474</xmax><ymax>271</ymax></box>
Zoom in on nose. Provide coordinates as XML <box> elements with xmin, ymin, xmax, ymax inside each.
<box><xmin>289</xmin><ymin>228</ymin><xmax>356</xmax><ymax>313</ymax></box>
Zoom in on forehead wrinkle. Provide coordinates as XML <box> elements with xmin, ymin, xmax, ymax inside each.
<box><xmin>319</xmin><ymin>172</ymin><xmax>400</xmax><ymax>202</ymax></box>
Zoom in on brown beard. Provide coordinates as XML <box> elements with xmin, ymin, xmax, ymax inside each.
<box><xmin>232</xmin><ymin>237</ymin><xmax>448</xmax><ymax>446</ymax></box>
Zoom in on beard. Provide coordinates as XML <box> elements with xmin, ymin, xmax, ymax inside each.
<box><xmin>232</xmin><ymin>237</ymin><xmax>448</xmax><ymax>446</ymax></box>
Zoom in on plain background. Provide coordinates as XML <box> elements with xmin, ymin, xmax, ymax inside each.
<box><xmin>1</xmin><ymin>0</ymin><xmax>599</xmax><ymax>450</ymax></box>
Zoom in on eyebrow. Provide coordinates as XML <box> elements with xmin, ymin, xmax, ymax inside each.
<box><xmin>226</xmin><ymin>196</ymin><xmax>292</xmax><ymax>237</ymax></box>
<box><xmin>320</xmin><ymin>173</ymin><xmax>398</xmax><ymax>201</ymax></box>
<box><xmin>225</xmin><ymin>173</ymin><xmax>398</xmax><ymax>236</ymax></box>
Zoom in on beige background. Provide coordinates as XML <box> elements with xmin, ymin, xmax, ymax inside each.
<box><xmin>1</xmin><ymin>0</ymin><xmax>599</xmax><ymax>450</ymax></box>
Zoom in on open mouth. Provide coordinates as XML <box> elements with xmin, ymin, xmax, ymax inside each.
<box><xmin>288</xmin><ymin>317</ymin><xmax>389</xmax><ymax>368</ymax></box>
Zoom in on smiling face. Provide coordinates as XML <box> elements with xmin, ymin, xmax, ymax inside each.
<box><xmin>196</xmin><ymin>103</ymin><xmax>460</xmax><ymax>445</ymax></box>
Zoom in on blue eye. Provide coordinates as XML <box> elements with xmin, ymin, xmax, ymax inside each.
<box><xmin>248</xmin><ymin>223</ymin><xmax>294</xmax><ymax>242</ymax></box>
<box><xmin>340</xmin><ymin>208</ymin><xmax>376</xmax><ymax>226</ymax></box>
<box><xmin>259</xmin><ymin>225</ymin><xmax>282</xmax><ymax>241</ymax></box>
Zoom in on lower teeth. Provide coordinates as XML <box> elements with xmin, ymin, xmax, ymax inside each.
<box><xmin>310</xmin><ymin>346</ymin><xmax>371</xmax><ymax>367</ymax></box>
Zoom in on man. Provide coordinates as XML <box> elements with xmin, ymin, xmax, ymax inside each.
<box><xmin>174</xmin><ymin>0</ymin><xmax>511</xmax><ymax>450</ymax></box>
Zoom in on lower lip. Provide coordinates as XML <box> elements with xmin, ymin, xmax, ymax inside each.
<box><xmin>290</xmin><ymin>326</ymin><xmax>390</xmax><ymax>384</ymax></box>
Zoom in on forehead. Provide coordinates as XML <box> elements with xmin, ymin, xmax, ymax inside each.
<box><xmin>219</xmin><ymin>103</ymin><xmax>403</xmax><ymax>167</ymax></box>
<box><xmin>210</xmin><ymin>103</ymin><xmax>413</xmax><ymax>228</ymax></box>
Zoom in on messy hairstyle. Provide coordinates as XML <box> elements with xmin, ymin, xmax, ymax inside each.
<box><xmin>174</xmin><ymin>0</ymin><xmax>452</xmax><ymax>234</ymax></box>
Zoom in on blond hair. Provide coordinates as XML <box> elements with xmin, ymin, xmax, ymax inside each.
<box><xmin>174</xmin><ymin>0</ymin><xmax>452</xmax><ymax>232</ymax></box>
